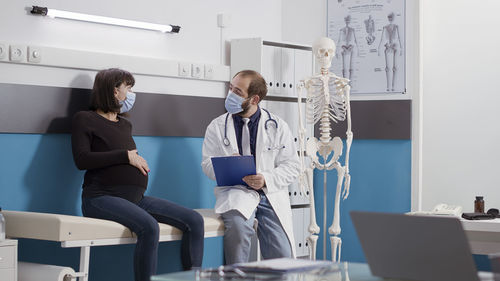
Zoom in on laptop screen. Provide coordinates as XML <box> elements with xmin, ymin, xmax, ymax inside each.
<box><xmin>350</xmin><ymin>211</ymin><xmax>479</xmax><ymax>281</ymax></box>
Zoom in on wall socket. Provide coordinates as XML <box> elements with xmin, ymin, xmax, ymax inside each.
<box><xmin>0</xmin><ymin>43</ymin><xmax>7</xmax><ymax>60</ymax></box>
<box><xmin>204</xmin><ymin>64</ymin><xmax>214</xmax><ymax>79</ymax></box>
<box><xmin>9</xmin><ymin>45</ymin><xmax>26</xmax><ymax>62</ymax></box>
<box><xmin>179</xmin><ymin>62</ymin><xmax>191</xmax><ymax>77</ymax></box>
<box><xmin>28</xmin><ymin>46</ymin><xmax>42</xmax><ymax>63</ymax></box>
<box><xmin>191</xmin><ymin>64</ymin><xmax>203</xmax><ymax>78</ymax></box>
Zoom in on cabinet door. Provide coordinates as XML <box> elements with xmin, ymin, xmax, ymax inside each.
<box><xmin>292</xmin><ymin>208</ymin><xmax>305</xmax><ymax>257</ymax></box>
<box><xmin>281</xmin><ymin>48</ymin><xmax>295</xmax><ymax>97</ymax></box>
<box><xmin>0</xmin><ymin>246</ymin><xmax>15</xmax><ymax>269</ymax></box>
<box><xmin>288</xmin><ymin>180</ymin><xmax>300</xmax><ymax>206</ymax></box>
<box><xmin>0</xmin><ymin>269</ymin><xmax>15</xmax><ymax>281</ymax></box>
<box><xmin>303</xmin><ymin>207</ymin><xmax>312</xmax><ymax>257</ymax></box>
<box><xmin>262</xmin><ymin>45</ymin><xmax>275</xmax><ymax>92</ymax></box>
<box><xmin>272</xmin><ymin>47</ymin><xmax>282</xmax><ymax>96</ymax></box>
<box><xmin>262</xmin><ymin>45</ymin><xmax>282</xmax><ymax>97</ymax></box>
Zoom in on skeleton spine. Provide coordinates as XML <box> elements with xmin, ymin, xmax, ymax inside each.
<box><xmin>320</xmin><ymin>74</ymin><xmax>331</xmax><ymax>144</ymax></box>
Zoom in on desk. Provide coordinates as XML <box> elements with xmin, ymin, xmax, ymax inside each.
<box><xmin>152</xmin><ymin>262</ymin><xmax>404</xmax><ymax>281</ymax></box>
<box><xmin>462</xmin><ymin>218</ymin><xmax>500</xmax><ymax>255</ymax></box>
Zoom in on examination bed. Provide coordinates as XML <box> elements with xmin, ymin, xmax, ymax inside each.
<box><xmin>3</xmin><ymin>209</ymin><xmax>224</xmax><ymax>281</ymax></box>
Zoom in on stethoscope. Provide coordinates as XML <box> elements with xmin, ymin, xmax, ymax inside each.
<box><xmin>223</xmin><ymin>108</ymin><xmax>278</xmax><ymax>147</ymax></box>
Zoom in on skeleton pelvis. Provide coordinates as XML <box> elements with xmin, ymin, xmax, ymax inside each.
<box><xmin>306</xmin><ymin>137</ymin><xmax>343</xmax><ymax>163</ymax></box>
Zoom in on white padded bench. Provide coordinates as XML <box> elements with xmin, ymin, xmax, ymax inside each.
<box><xmin>3</xmin><ymin>209</ymin><xmax>223</xmax><ymax>281</ymax></box>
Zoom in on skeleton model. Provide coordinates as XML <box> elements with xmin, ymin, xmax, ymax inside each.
<box><xmin>337</xmin><ymin>15</ymin><xmax>358</xmax><ymax>80</ymax></box>
<box><xmin>297</xmin><ymin>37</ymin><xmax>353</xmax><ymax>262</ymax></box>
<box><xmin>364</xmin><ymin>15</ymin><xmax>376</xmax><ymax>45</ymax></box>
<box><xmin>378</xmin><ymin>12</ymin><xmax>403</xmax><ymax>91</ymax></box>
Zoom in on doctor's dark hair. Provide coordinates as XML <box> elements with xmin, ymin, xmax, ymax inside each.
<box><xmin>233</xmin><ymin>70</ymin><xmax>267</xmax><ymax>102</ymax></box>
<box><xmin>89</xmin><ymin>68</ymin><xmax>135</xmax><ymax>113</ymax></box>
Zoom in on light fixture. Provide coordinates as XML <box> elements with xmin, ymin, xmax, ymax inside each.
<box><xmin>30</xmin><ymin>6</ymin><xmax>180</xmax><ymax>33</ymax></box>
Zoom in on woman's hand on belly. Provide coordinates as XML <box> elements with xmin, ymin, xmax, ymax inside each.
<box><xmin>128</xmin><ymin>149</ymin><xmax>150</xmax><ymax>176</ymax></box>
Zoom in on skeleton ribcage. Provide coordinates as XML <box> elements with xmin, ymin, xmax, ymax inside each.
<box><xmin>306</xmin><ymin>77</ymin><xmax>347</xmax><ymax>125</ymax></box>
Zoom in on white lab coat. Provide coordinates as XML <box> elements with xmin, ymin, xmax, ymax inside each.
<box><xmin>201</xmin><ymin>108</ymin><xmax>300</xmax><ymax>256</ymax></box>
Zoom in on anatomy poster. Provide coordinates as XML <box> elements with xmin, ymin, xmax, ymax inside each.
<box><xmin>327</xmin><ymin>0</ymin><xmax>406</xmax><ymax>94</ymax></box>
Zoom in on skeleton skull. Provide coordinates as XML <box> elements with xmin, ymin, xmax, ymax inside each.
<box><xmin>312</xmin><ymin>37</ymin><xmax>336</xmax><ymax>69</ymax></box>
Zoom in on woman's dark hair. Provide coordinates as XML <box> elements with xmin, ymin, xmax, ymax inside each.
<box><xmin>89</xmin><ymin>68</ymin><xmax>135</xmax><ymax>113</ymax></box>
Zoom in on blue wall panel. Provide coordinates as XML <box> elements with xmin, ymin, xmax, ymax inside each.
<box><xmin>312</xmin><ymin>139</ymin><xmax>412</xmax><ymax>262</ymax></box>
<box><xmin>0</xmin><ymin>133</ymin><xmax>411</xmax><ymax>279</ymax></box>
<box><xmin>0</xmin><ymin>133</ymin><xmax>223</xmax><ymax>280</ymax></box>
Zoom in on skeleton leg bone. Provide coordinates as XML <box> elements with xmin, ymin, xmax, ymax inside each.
<box><xmin>306</xmin><ymin>168</ymin><xmax>320</xmax><ymax>234</ymax></box>
<box><xmin>329</xmin><ymin>164</ymin><xmax>345</xmax><ymax>261</ymax></box>
<box><xmin>330</xmin><ymin>236</ymin><xmax>342</xmax><ymax>262</ymax></box>
<box><xmin>306</xmin><ymin>235</ymin><xmax>319</xmax><ymax>261</ymax></box>
<box><xmin>329</xmin><ymin>164</ymin><xmax>345</xmax><ymax>236</ymax></box>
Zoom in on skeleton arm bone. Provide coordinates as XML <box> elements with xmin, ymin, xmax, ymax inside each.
<box><xmin>342</xmin><ymin>85</ymin><xmax>353</xmax><ymax>200</ymax></box>
<box><xmin>297</xmin><ymin>81</ymin><xmax>308</xmax><ymax>193</ymax></box>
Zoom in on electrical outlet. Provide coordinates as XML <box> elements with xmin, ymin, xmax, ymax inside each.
<box><xmin>9</xmin><ymin>45</ymin><xmax>26</xmax><ymax>62</ymax></box>
<box><xmin>0</xmin><ymin>43</ymin><xmax>7</xmax><ymax>60</ymax></box>
<box><xmin>28</xmin><ymin>46</ymin><xmax>42</xmax><ymax>63</ymax></box>
<box><xmin>191</xmin><ymin>64</ymin><xmax>203</xmax><ymax>78</ymax></box>
<box><xmin>178</xmin><ymin>62</ymin><xmax>191</xmax><ymax>77</ymax></box>
<box><xmin>204</xmin><ymin>64</ymin><xmax>214</xmax><ymax>79</ymax></box>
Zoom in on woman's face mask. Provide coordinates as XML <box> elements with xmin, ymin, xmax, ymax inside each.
<box><xmin>224</xmin><ymin>91</ymin><xmax>246</xmax><ymax>114</ymax></box>
<box><xmin>119</xmin><ymin>92</ymin><xmax>136</xmax><ymax>113</ymax></box>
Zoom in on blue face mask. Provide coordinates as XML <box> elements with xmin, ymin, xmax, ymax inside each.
<box><xmin>120</xmin><ymin>92</ymin><xmax>136</xmax><ymax>113</ymax></box>
<box><xmin>225</xmin><ymin>91</ymin><xmax>246</xmax><ymax>114</ymax></box>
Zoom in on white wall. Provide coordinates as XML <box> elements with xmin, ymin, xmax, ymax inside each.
<box><xmin>281</xmin><ymin>0</ymin><xmax>326</xmax><ymax>46</ymax></box>
<box><xmin>421</xmin><ymin>0</ymin><xmax>500</xmax><ymax>211</ymax></box>
<box><xmin>0</xmin><ymin>0</ymin><xmax>282</xmax><ymax>96</ymax></box>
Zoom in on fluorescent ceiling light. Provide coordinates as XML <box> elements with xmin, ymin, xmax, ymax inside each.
<box><xmin>30</xmin><ymin>6</ymin><xmax>180</xmax><ymax>33</ymax></box>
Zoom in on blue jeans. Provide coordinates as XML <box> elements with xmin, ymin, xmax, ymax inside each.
<box><xmin>220</xmin><ymin>193</ymin><xmax>292</xmax><ymax>264</ymax></box>
<box><xmin>82</xmin><ymin>195</ymin><xmax>204</xmax><ymax>281</ymax></box>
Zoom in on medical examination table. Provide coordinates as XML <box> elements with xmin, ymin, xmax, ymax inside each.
<box><xmin>3</xmin><ymin>209</ymin><xmax>224</xmax><ymax>281</ymax></box>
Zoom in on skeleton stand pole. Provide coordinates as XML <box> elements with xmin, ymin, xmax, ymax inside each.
<box><xmin>323</xmin><ymin>160</ymin><xmax>327</xmax><ymax>260</ymax></box>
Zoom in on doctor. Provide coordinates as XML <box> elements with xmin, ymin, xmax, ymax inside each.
<box><xmin>201</xmin><ymin>70</ymin><xmax>300</xmax><ymax>264</ymax></box>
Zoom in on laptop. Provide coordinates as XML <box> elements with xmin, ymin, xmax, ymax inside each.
<box><xmin>350</xmin><ymin>211</ymin><xmax>494</xmax><ymax>281</ymax></box>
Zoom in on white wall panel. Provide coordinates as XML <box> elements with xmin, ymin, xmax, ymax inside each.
<box><xmin>421</xmin><ymin>0</ymin><xmax>500</xmax><ymax>212</ymax></box>
<box><xmin>0</xmin><ymin>0</ymin><xmax>283</xmax><ymax>94</ymax></box>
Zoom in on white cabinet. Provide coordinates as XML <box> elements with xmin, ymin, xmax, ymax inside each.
<box><xmin>231</xmin><ymin>38</ymin><xmax>313</xmax><ymax>98</ymax></box>
<box><xmin>0</xmin><ymin>239</ymin><xmax>17</xmax><ymax>281</ymax></box>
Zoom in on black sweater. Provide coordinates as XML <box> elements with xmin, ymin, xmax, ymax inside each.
<box><xmin>71</xmin><ymin>111</ymin><xmax>147</xmax><ymax>203</ymax></box>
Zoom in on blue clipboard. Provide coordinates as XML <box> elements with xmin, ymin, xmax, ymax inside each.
<box><xmin>211</xmin><ymin>156</ymin><xmax>256</xmax><ymax>186</ymax></box>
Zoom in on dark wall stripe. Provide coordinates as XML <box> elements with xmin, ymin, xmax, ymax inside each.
<box><xmin>0</xmin><ymin>83</ymin><xmax>410</xmax><ymax>139</ymax></box>
<box><xmin>315</xmin><ymin>100</ymin><xmax>412</xmax><ymax>140</ymax></box>
<box><xmin>0</xmin><ymin>83</ymin><xmax>225</xmax><ymax>137</ymax></box>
